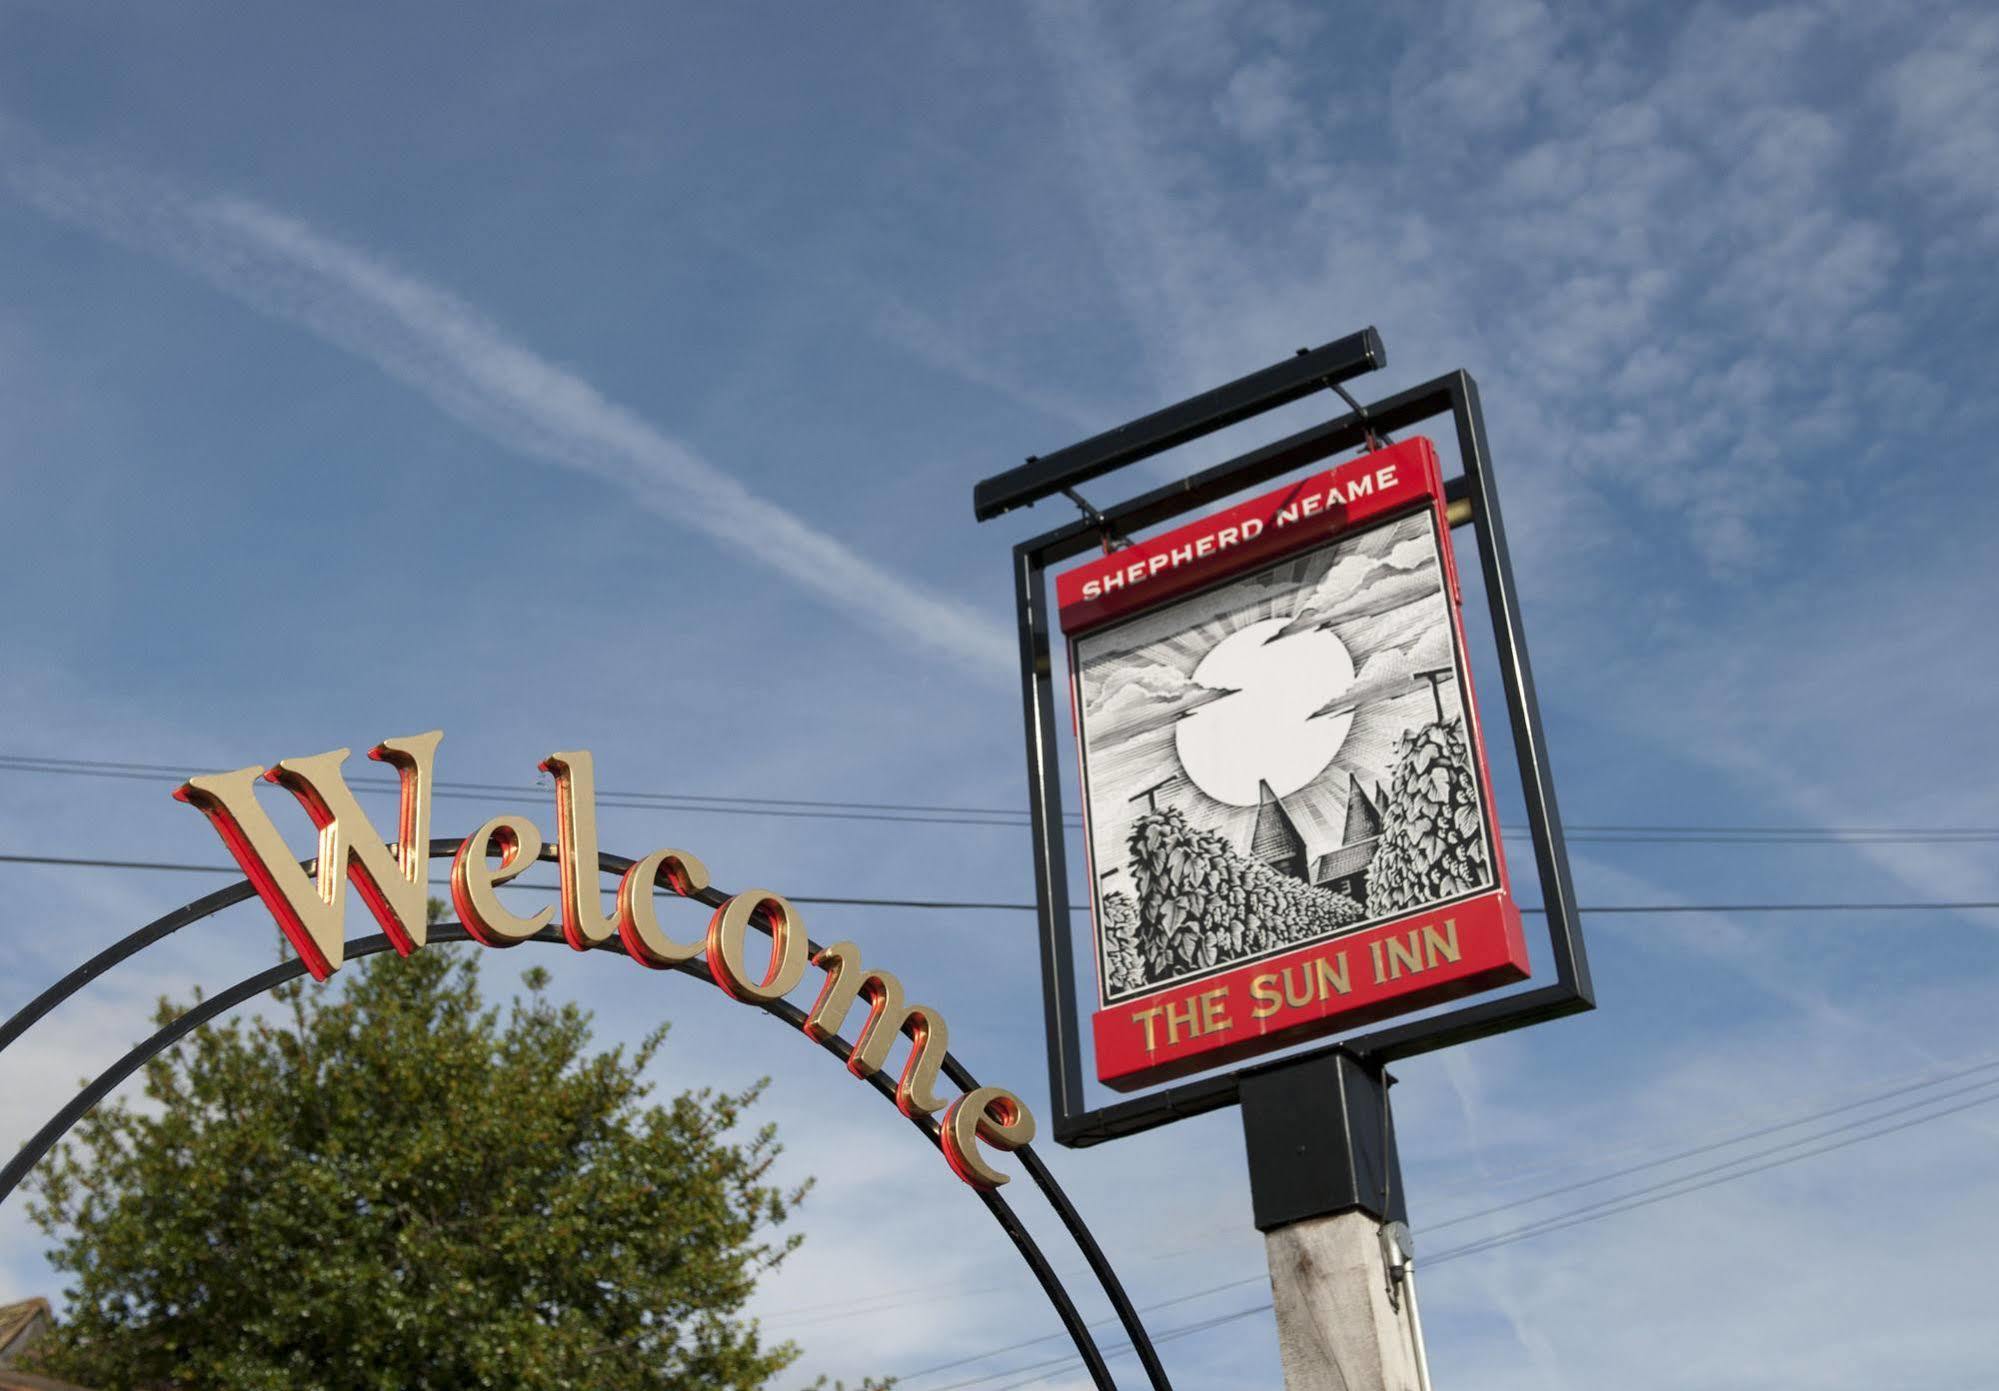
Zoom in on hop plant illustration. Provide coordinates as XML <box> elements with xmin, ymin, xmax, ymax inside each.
<box><xmin>1100</xmin><ymin>889</ymin><xmax>1144</xmax><ymax>993</ymax></box>
<box><xmin>1365</xmin><ymin>717</ymin><xmax>1489</xmax><ymax>918</ymax></box>
<box><xmin>1122</xmin><ymin>806</ymin><xmax>1362</xmax><ymax>991</ymax></box>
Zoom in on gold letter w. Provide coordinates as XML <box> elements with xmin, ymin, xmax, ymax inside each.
<box><xmin>174</xmin><ymin>732</ymin><xmax>442</xmax><ymax>981</ymax></box>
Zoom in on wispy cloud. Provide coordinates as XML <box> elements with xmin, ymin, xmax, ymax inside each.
<box><xmin>0</xmin><ymin>118</ymin><xmax>1015</xmax><ymax>678</ymax></box>
<box><xmin>1878</xmin><ymin>10</ymin><xmax>1999</xmax><ymax>241</ymax></box>
<box><xmin>1021</xmin><ymin>0</ymin><xmax>1921</xmax><ymax>576</ymax></box>
<box><xmin>874</xmin><ymin>298</ymin><xmax>1109</xmax><ymax>433</ymax></box>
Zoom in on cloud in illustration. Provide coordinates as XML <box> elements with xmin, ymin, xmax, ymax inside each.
<box><xmin>1309</xmin><ymin>617</ymin><xmax>1455</xmax><ymax>721</ymax></box>
<box><xmin>1085</xmin><ymin>660</ymin><xmax>1193</xmax><ymax>714</ymax></box>
<box><xmin>1278</xmin><ymin>517</ymin><xmax>1441</xmax><ymax>637</ymax></box>
<box><xmin>1106</xmin><ymin>684</ymin><xmax>1241</xmax><ymax>748</ymax></box>
<box><xmin>1084</xmin><ymin>655</ymin><xmax>1242</xmax><ymax>738</ymax></box>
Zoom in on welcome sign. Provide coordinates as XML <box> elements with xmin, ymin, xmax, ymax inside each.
<box><xmin>174</xmin><ymin>736</ymin><xmax>1034</xmax><ymax>1190</ymax></box>
<box><xmin>1059</xmin><ymin>438</ymin><xmax>1530</xmax><ymax>1089</ymax></box>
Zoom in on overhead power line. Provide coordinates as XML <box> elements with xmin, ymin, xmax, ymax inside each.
<box><xmin>1424</xmin><ymin>1080</ymin><xmax>1999</xmax><ymax>1267</ymax></box>
<box><xmin>894</xmin><ymin>1273</ymin><xmax>1270</xmax><ymax>1385</ymax></box>
<box><xmin>3</xmin><ymin>851</ymin><xmax>1999</xmax><ymax>918</ymax></box>
<box><xmin>4</xmin><ymin>752</ymin><xmax>1997</xmax><ymax>845</ymax></box>
<box><xmin>0</xmin><ymin>754</ymin><xmax>1039</xmax><ymax>830</ymax></box>
<box><xmin>960</xmin><ymin>1301</ymin><xmax>1273</xmax><ymax>1391</ymax></box>
<box><xmin>1423</xmin><ymin>1065</ymin><xmax>1999</xmax><ymax>1235</ymax></box>
<box><xmin>893</xmin><ymin>1064</ymin><xmax>1999</xmax><ymax>1387</ymax></box>
<box><xmin>1419</xmin><ymin>1047</ymin><xmax>1999</xmax><ymax>1202</ymax></box>
<box><xmin>797</xmin><ymin>1049</ymin><xmax>1999</xmax><ymax>1340</ymax></box>
<box><xmin>791</xmin><ymin>1051</ymin><xmax>1999</xmax><ymax>1340</ymax></box>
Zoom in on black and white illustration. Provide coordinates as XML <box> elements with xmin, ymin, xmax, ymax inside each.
<box><xmin>1075</xmin><ymin>510</ymin><xmax>1499</xmax><ymax>1005</ymax></box>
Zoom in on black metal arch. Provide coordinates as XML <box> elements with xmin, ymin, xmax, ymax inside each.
<box><xmin>0</xmin><ymin>839</ymin><xmax>1172</xmax><ymax>1391</ymax></box>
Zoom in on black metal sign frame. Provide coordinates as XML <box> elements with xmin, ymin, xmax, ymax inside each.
<box><xmin>987</xmin><ymin>347</ymin><xmax>1594</xmax><ymax>1148</ymax></box>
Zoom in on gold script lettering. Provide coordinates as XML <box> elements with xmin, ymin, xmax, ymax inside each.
<box><xmin>705</xmin><ymin>890</ymin><xmax>809</xmax><ymax>1004</ymax></box>
<box><xmin>616</xmin><ymin>847</ymin><xmax>710</xmax><ymax>968</ymax></box>
<box><xmin>802</xmin><ymin>942</ymin><xmax>950</xmax><ymax>1116</ymax></box>
<box><xmin>452</xmin><ymin>814</ymin><xmax>552</xmax><ymax>946</ymax></box>
<box><xmin>540</xmin><ymin>750</ymin><xmax>620</xmax><ymax>949</ymax></box>
<box><xmin>176</xmin><ymin>736</ymin><xmax>1034</xmax><ymax>1191</ymax></box>
<box><xmin>942</xmin><ymin>1086</ymin><xmax>1036</xmax><ymax>1190</ymax></box>
<box><xmin>174</xmin><ymin>731</ymin><xmax>441</xmax><ymax>981</ymax></box>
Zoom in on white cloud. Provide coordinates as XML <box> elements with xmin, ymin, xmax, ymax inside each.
<box><xmin>0</xmin><ymin>119</ymin><xmax>1016</xmax><ymax>680</ymax></box>
<box><xmin>1406</xmin><ymin>966</ymin><xmax>1999</xmax><ymax>1390</ymax></box>
<box><xmin>1878</xmin><ymin>11</ymin><xmax>1999</xmax><ymax>239</ymax></box>
<box><xmin>1214</xmin><ymin>56</ymin><xmax>1301</xmax><ymax>143</ymax></box>
<box><xmin>1019</xmin><ymin>0</ymin><xmax>1935</xmax><ymax>578</ymax></box>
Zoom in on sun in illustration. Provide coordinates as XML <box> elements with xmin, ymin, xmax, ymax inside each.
<box><xmin>1174</xmin><ymin>616</ymin><xmax>1355</xmax><ymax>806</ymax></box>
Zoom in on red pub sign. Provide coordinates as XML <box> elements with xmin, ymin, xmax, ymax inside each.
<box><xmin>1059</xmin><ymin>438</ymin><xmax>1530</xmax><ymax>1089</ymax></box>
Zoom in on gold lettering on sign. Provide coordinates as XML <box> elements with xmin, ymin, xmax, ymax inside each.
<box><xmin>616</xmin><ymin>847</ymin><xmax>710</xmax><ymax>968</ymax></box>
<box><xmin>705</xmin><ymin>890</ymin><xmax>809</xmax><ymax>1004</ymax></box>
<box><xmin>1385</xmin><ymin>933</ymin><xmax>1424</xmax><ymax>980</ymax></box>
<box><xmin>1249</xmin><ymin>974</ymin><xmax>1281</xmax><ymax>1019</ymax></box>
<box><xmin>1164</xmin><ymin>997</ymin><xmax>1200</xmax><ymax>1045</ymax></box>
<box><xmin>1316</xmin><ymin>953</ymin><xmax>1351</xmax><ymax>996</ymax></box>
<box><xmin>1366</xmin><ymin>921</ymin><xmax>1462</xmax><ymax>984</ymax></box>
<box><xmin>1422</xmin><ymin>920</ymin><xmax>1461</xmax><ymax>966</ymax></box>
<box><xmin>1247</xmin><ymin>951</ymin><xmax>1353</xmax><ymax>1021</ymax></box>
<box><xmin>175</xmin><ymin>732</ymin><xmax>1039</xmax><ymax>1190</ymax></box>
<box><xmin>803</xmin><ymin>942</ymin><xmax>950</xmax><ymax>1117</ymax></box>
<box><xmin>452</xmin><ymin>815</ymin><xmax>552</xmax><ymax>946</ymax></box>
<box><xmin>1132</xmin><ymin>1004</ymin><xmax>1165</xmax><ymax>1049</ymax></box>
<box><xmin>1198</xmin><ymin>987</ymin><xmax>1232</xmax><ymax>1034</ymax></box>
<box><xmin>942</xmin><ymin>1086</ymin><xmax>1036</xmax><ymax>1191</ymax></box>
<box><xmin>541</xmin><ymin>751</ymin><xmax>621</xmax><ymax>949</ymax></box>
<box><xmin>174</xmin><ymin>731</ymin><xmax>442</xmax><ymax>981</ymax></box>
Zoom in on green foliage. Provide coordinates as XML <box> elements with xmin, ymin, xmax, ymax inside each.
<box><xmin>1125</xmin><ymin>807</ymin><xmax>1362</xmax><ymax>988</ymax></box>
<box><xmin>27</xmin><ymin>947</ymin><xmax>827</xmax><ymax>1391</ymax></box>
<box><xmin>1366</xmin><ymin>717</ymin><xmax>1490</xmax><ymax>918</ymax></box>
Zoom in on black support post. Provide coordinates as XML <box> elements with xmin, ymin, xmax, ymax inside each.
<box><xmin>1240</xmin><ymin>1050</ymin><xmax>1405</xmax><ymax>1232</ymax></box>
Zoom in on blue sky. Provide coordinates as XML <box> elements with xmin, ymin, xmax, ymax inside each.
<box><xmin>3</xmin><ymin>1</ymin><xmax>1998</xmax><ymax>1386</ymax></box>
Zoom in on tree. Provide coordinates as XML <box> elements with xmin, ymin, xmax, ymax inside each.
<box><xmin>26</xmin><ymin>936</ymin><xmax>827</xmax><ymax>1391</ymax></box>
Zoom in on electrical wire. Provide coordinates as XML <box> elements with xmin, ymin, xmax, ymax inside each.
<box><xmin>0</xmin><ymin>753</ymin><xmax>1040</xmax><ymax>822</ymax></box>
<box><xmin>0</xmin><ymin>757</ymin><xmax>1037</xmax><ymax>830</ymax></box>
<box><xmin>5</xmin><ymin>752</ymin><xmax>1998</xmax><ymax>844</ymax></box>
<box><xmin>1423</xmin><ymin>1081</ymin><xmax>1999</xmax><ymax>1267</ymax></box>
<box><xmin>1423</xmin><ymin>1067</ymin><xmax>1999</xmax><ymax>1235</ymax></box>
<box><xmin>891</xmin><ymin>1068</ymin><xmax>1999</xmax><ymax>1386</ymax></box>
<box><xmin>1417</xmin><ymin>1047</ymin><xmax>1999</xmax><ymax>1201</ymax></box>
<box><xmin>786</xmin><ymin>1049</ymin><xmax>1999</xmax><ymax>1342</ymax></box>
<box><xmin>7</xmin><ymin>762</ymin><xmax>1997</xmax><ymax>1366</ymax></box>
<box><xmin>893</xmin><ymin>1275</ymin><xmax>1270</xmax><ymax>1385</ymax></box>
<box><xmin>931</xmin><ymin>1300</ymin><xmax>1274</xmax><ymax>1391</ymax></box>
<box><xmin>3</xmin><ymin>853</ymin><xmax>1999</xmax><ymax>918</ymax></box>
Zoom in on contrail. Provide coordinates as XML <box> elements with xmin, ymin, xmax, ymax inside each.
<box><xmin>0</xmin><ymin>119</ymin><xmax>1015</xmax><ymax>677</ymax></box>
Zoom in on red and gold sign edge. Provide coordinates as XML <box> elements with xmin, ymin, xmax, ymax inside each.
<box><xmin>1058</xmin><ymin>438</ymin><xmax>1532</xmax><ymax>1091</ymax></box>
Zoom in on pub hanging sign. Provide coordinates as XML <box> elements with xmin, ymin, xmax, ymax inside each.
<box><xmin>1060</xmin><ymin>437</ymin><xmax>1529</xmax><ymax>1090</ymax></box>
